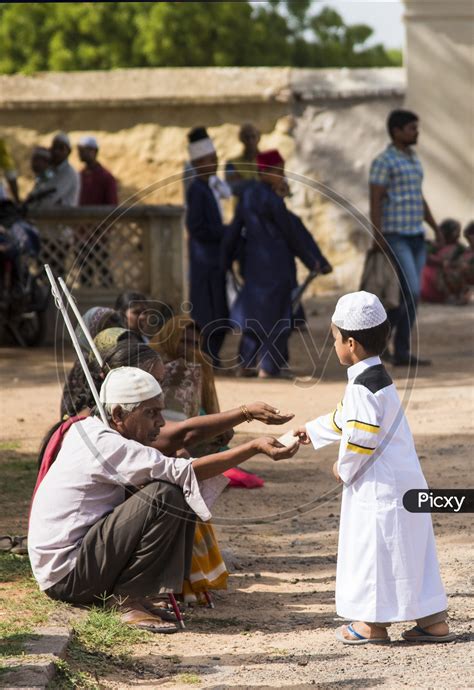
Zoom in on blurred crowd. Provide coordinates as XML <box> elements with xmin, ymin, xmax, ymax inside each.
<box><xmin>0</xmin><ymin>132</ymin><xmax>117</xmax><ymax>208</ymax></box>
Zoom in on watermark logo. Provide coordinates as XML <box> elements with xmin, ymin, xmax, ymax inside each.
<box><xmin>403</xmin><ymin>489</ymin><xmax>473</xmax><ymax>513</ymax></box>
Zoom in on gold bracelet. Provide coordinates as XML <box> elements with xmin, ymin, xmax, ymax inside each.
<box><xmin>240</xmin><ymin>404</ymin><xmax>253</xmax><ymax>423</ymax></box>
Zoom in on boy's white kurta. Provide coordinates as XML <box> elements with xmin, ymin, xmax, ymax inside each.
<box><xmin>306</xmin><ymin>356</ymin><xmax>447</xmax><ymax>622</ymax></box>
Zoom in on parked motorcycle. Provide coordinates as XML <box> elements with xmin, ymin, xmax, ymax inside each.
<box><xmin>0</xmin><ymin>200</ymin><xmax>49</xmax><ymax>346</ymax></box>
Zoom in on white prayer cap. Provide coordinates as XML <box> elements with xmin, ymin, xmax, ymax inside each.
<box><xmin>79</xmin><ymin>135</ymin><xmax>98</xmax><ymax>149</ymax></box>
<box><xmin>188</xmin><ymin>138</ymin><xmax>216</xmax><ymax>162</ymax></box>
<box><xmin>332</xmin><ymin>291</ymin><xmax>387</xmax><ymax>331</ymax></box>
<box><xmin>78</xmin><ymin>135</ymin><xmax>99</xmax><ymax>149</ymax></box>
<box><xmin>52</xmin><ymin>131</ymin><xmax>71</xmax><ymax>148</ymax></box>
<box><xmin>100</xmin><ymin>366</ymin><xmax>162</xmax><ymax>404</ymax></box>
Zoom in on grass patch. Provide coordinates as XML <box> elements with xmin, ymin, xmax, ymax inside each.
<box><xmin>0</xmin><ymin>441</ymin><xmax>21</xmax><ymax>451</ymax></box>
<box><xmin>50</xmin><ymin>658</ymin><xmax>100</xmax><ymax>690</ymax></box>
<box><xmin>0</xmin><ymin>574</ymin><xmax>57</xmax><ymax>656</ymax></box>
<box><xmin>177</xmin><ymin>673</ymin><xmax>201</xmax><ymax>685</ymax></box>
<box><xmin>49</xmin><ymin>606</ymin><xmax>154</xmax><ymax>689</ymax></box>
<box><xmin>0</xmin><ymin>552</ymin><xmax>31</xmax><ymax>583</ymax></box>
<box><xmin>0</xmin><ymin>554</ymin><xmax>64</xmax><ymax>659</ymax></box>
<box><xmin>75</xmin><ymin>606</ymin><xmax>150</xmax><ymax>654</ymax></box>
<box><xmin>0</xmin><ymin>451</ymin><xmax>37</xmax><ymax>535</ymax></box>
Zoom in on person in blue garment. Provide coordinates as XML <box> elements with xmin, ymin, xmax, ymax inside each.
<box><xmin>287</xmin><ymin>209</ymin><xmax>332</xmax><ymax>330</ymax></box>
<box><xmin>223</xmin><ymin>149</ymin><xmax>319</xmax><ymax>379</ymax></box>
<box><xmin>185</xmin><ymin>129</ymin><xmax>228</xmax><ymax>368</ymax></box>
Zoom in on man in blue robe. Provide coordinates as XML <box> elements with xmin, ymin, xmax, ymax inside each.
<box><xmin>223</xmin><ymin>150</ymin><xmax>319</xmax><ymax>378</ymax></box>
<box><xmin>185</xmin><ymin>130</ymin><xmax>228</xmax><ymax>367</ymax></box>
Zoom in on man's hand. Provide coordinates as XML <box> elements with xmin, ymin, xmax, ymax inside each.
<box><xmin>332</xmin><ymin>461</ymin><xmax>342</xmax><ymax>483</ymax></box>
<box><xmin>247</xmin><ymin>402</ymin><xmax>294</xmax><ymax>425</ymax></box>
<box><xmin>294</xmin><ymin>426</ymin><xmax>311</xmax><ymax>445</ymax></box>
<box><xmin>253</xmin><ymin>436</ymin><xmax>299</xmax><ymax>461</ymax></box>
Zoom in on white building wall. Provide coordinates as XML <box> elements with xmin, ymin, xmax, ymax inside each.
<box><xmin>404</xmin><ymin>0</ymin><xmax>474</xmax><ymax>224</ymax></box>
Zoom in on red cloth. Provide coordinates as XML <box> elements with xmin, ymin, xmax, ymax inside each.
<box><xmin>30</xmin><ymin>416</ymin><xmax>84</xmax><ymax>515</ymax></box>
<box><xmin>79</xmin><ymin>163</ymin><xmax>118</xmax><ymax>205</ymax></box>
<box><xmin>223</xmin><ymin>467</ymin><xmax>265</xmax><ymax>489</ymax></box>
<box><xmin>256</xmin><ymin>149</ymin><xmax>284</xmax><ymax>172</ymax></box>
<box><xmin>421</xmin><ymin>264</ymin><xmax>444</xmax><ymax>303</ymax></box>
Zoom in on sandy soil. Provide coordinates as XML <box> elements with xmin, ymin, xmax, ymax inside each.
<box><xmin>0</xmin><ymin>297</ymin><xmax>473</xmax><ymax>688</ymax></box>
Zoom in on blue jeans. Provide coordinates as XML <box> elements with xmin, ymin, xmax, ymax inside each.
<box><xmin>385</xmin><ymin>233</ymin><xmax>427</xmax><ymax>360</ymax></box>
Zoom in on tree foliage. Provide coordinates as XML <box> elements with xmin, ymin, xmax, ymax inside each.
<box><xmin>0</xmin><ymin>2</ymin><xmax>401</xmax><ymax>74</ymax></box>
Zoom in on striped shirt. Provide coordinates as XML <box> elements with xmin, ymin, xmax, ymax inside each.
<box><xmin>370</xmin><ymin>144</ymin><xmax>425</xmax><ymax>236</ymax></box>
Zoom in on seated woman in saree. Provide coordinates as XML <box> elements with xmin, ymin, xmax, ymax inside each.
<box><xmin>149</xmin><ymin>315</ymin><xmax>265</xmax><ymax>486</ymax></box>
<box><xmin>421</xmin><ymin>219</ymin><xmax>468</xmax><ymax>304</ymax></box>
<box><xmin>60</xmin><ymin>306</ymin><xmax>134</xmax><ymax>418</ymax></box>
<box><xmin>29</xmin><ymin>366</ymin><xmax>299</xmax><ymax>633</ymax></box>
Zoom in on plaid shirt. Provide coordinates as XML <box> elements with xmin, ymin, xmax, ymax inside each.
<box><xmin>370</xmin><ymin>144</ymin><xmax>425</xmax><ymax>236</ymax></box>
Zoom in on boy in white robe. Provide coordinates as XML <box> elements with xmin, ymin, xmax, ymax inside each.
<box><xmin>296</xmin><ymin>291</ymin><xmax>454</xmax><ymax>645</ymax></box>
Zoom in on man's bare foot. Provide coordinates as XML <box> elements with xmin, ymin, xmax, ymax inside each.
<box><xmin>342</xmin><ymin>621</ymin><xmax>389</xmax><ymax>640</ymax></box>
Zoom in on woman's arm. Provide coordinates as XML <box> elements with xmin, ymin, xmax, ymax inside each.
<box><xmin>152</xmin><ymin>402</ymin><xmax>294</xmax><ymax>455</ymax></box>
<box><xmin>192</xmin><ymin>436</ymin><xmax>299</xmax><ymax>481</ymax></box>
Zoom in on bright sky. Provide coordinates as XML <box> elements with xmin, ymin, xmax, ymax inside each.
<box><xmin>327</xmin><ymin>0</ymin><xmax>404</xmax><ymax>49</ymax></box>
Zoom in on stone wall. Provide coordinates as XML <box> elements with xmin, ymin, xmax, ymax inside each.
<box><xmin>1</xmin><ymin>67</ymin><xmax>406</xmax><ymax>293</ymax></box>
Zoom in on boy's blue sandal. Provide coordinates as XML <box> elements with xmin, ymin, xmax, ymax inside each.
<box><xmin>401</xmin><ymin>625</ymin><xmax>456</xmax><ymax>643</ymax></box>
<box><xmin>336</xmin><ymin>623</ymin><xmax>390</xmax><ymax>645</ymax></box>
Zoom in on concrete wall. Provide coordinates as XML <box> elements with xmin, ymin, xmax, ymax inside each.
<box><xmin>404</xmin><ymin>0</ymin><xmax>474</xmax><ymax>224</ymax></box>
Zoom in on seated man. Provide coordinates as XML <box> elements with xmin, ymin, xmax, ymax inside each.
<box><xmin>28</xmin><ymin>367</ymin><xmax>298</xmax><ymax>633</ymax></box>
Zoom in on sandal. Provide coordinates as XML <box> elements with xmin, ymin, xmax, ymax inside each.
<box><xmin>11</xmin><ymin>536</ymin><xmax>28</xmax><ymax>555</ymax></box>
<box><xmin>401</xmin><ymin>625</ymin><xmax>456</xmax><ymax>643</ymax></box>
<box><xmin>141</xmin><ymin>598</ymin><xmax>183</xmax><ymax>622</ymax></box>
<box><xmin>335</xmin><ymin>623</ymin><xmax>390</xmax><ymax>645</ymax></box>
<box><xmin>0</xmin><ymin>536</ymin><xmax>14</xmax><ymax>553</ymax></box>
<box><xmin>121</xmin><ymin>606</ymin><xmax>179</xmax><ymax>634</ymax></box>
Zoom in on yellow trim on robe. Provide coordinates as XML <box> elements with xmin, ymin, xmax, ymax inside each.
<box><xmin>347</xmin><ymin>420</ymin><xmax>380</xmax><ymax>434</ymax></box>
<box><xmin>331</xmin><ymin>409</ymin><xmax>342</xmax><ymax>434</ymax></box>
<box><xmin>346</xmin><ymin>441</ymin><xmax>375</xmax><ymax>455</ymax></box>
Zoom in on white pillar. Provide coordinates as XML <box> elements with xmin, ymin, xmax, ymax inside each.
<box><xmin>403</xmin><ymin>0</ymin><xmax>474</xmax><ymax>224</ymax></box>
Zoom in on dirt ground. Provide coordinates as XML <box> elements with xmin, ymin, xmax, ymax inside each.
<box><xmin>0</xmin><ymin>297</ymin><xmax>473</xmax><ymax>688</ymax></box>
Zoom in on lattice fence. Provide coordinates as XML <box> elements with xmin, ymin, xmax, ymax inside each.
<box><xmin>34</xmin><ymin>217</ymin><xmax>148</xmax><ymax>291</ymax></box>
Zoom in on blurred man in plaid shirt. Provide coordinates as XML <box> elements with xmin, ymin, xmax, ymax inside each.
<box><xmin>369</xmin><ymin>110</ymin><xmax>442</xmax><ymax>366</ymax></box>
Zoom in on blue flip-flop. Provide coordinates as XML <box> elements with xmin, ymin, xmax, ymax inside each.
<box><xmin>402</xmin><ymin>625</ymin><xmax>456</xmax><ymax>643</ymax></box>
<box><xmin>335</xmin><ymin>623</ymin><xmax>390</xmax><ymax>645</ymax></box>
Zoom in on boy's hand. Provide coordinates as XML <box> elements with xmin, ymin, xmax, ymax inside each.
<box><xmin>332</xmin><ymin>460</ymin><xmax>342</xmax><ymax>483</ymax></box>
<box><xmin>247</xmin><ymin>402</ymin><xmax>294</xmax><ymax>425</ymax></box>
<box><xmin>253</xmin><ymin>436</ymin><xmax>299</xmax><ymax>461</ymax></box>
<box><xmin>294</xmin><ymin>426</ymin><xmax>311</xmax><ymax>445</ymax></box>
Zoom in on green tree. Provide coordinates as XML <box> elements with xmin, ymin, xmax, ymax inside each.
<box><xmin>0</xmin><ymin>2</ymin><xmax>401</xmax><ymax>74</ymax></box>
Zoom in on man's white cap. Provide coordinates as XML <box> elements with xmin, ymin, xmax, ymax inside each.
<box><xmin>78</xmin><ymin>135</ymin><xmax>99</xmax><ymax>149</ymax></box>
<box><xmin>188</xmin><ymin>138</ymin><xmax>216</xmax><ymax>162</ymax></box>
<box><xmin>52</xmin><ymin>131</ymin><xmax>71</xmax><ymax>148</ymax></box>
<box><xmin>100</xmin><ymin>366</ymin><xmax>162</xmax><ymax>404</ymax></box>
<box><xmin>332</xmin><ymin>291</ymin><xmax>387</xmax><ymax>331</ymax></box>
